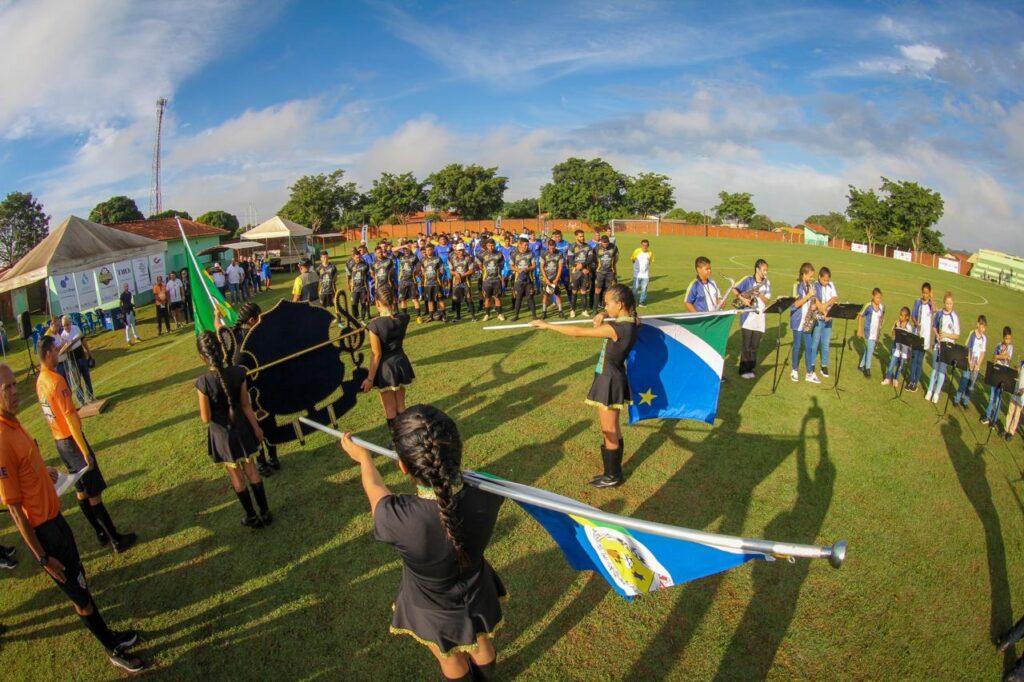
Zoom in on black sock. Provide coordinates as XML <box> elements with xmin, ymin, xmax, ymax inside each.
<box><xmin>80</xmin><ymin>605</ymin><xmax>117</xmax><ymax>650</ymax></box>
<box><xmin>454</xmin><ymin>302</ymin><xmax>462</xmax><ymax>319</ymax></box>
<box><xmin>266</xmin><ymin>443</ymin><xmax>279</xmax><ymax>463</ymax></box>
<box><xmin>471</xmin><ymin>659</ymin><xmax>497</xmax><ymax>680</ymax></box>
<box><xmin>236</xmin><ymin>489</ymin><xmax>256</xmax><ymax>517</ymax></box>
<box><xmin>92</xmin><ymin>502</ymin><xmax>119</xmax><ymax>538</ymax></box>
<box><xmin>468</xmin><ymin>299</ymin><xmax>476</xmax><ymax>316</ymax></box>
<box><xmin>443</xmin><ymin>671</ymin><xmax>473</xmax><ymax>682</ymax></box>
<box><xmin>250</xmin><ymin>482</ymin><xmax>269</xmax><ymax>514</ymax></box>
<box><xmin>386</xmin><ymin>417</ymin><xmax>395</xmax><ymax>432</ymax></box>
<box><xmin>79</xmin><ymin>499</ymin><xmax>106</xmax><ymax>539</ymax></box>
<box><xmin>528</xmin><ymin>296</ymin><xmax>537</xmax><ymax>317</ymax></box>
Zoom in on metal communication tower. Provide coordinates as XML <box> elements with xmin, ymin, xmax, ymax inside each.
<box><xmin>149</xmin><ymin>97</ymin><xmax>168</xmax><ymax>217</ymax></box>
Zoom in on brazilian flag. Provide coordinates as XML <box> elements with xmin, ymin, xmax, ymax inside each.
<box><xmin>178</xmin><ymin>219</ymin><xmax>237</xmax><ymax>334</ymax></box>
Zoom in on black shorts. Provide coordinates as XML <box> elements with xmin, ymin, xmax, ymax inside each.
<box><xmin>351</xmin><ymin>287</ymin><xmax>369</xmax><ymax>301</ymax></box>
<box><xmin>398</xmin><ymin>283</ymin><xmax>416</xmax><ymax>301</ymax></box>
<box><xmin>482</xmin><ymin>281</ymin><xmax>502</xmax><ymax>298</ymax></box>
<box><xmin>320</xmin><ymin>292</ymin><xmax>335</xmax><ymax>308</ymax></box>
<box><xmin>451</xmin><ymin>284</ymin><xmax>472</xmax><ymax>301</ymax></box>
<box><xmin>169</xmin><ymin>301</ymin><xmax>184</xmax><ymax>311</ymax></box>
<box><xmin>35</xmin><ymin>514</ymin><xmax>91</xmax><ymax>609</ymax></box>
<box><xmin>594</xmin><ymin>272</ymin><xmax>617</xmax><ymax>290</ymax></box>
<box><xmin>570</xmin><ymin>270</ymin><xmax>591</xmax><ymax>292</ymax></box>
<box><xmin>55</xmin><ymin>437</ymin><xmax>106</xmax><ymax>497</ymax></box>
<box><xmin>513</xmin><ymin>279</ymin><xmax>534</xmax><ymax>297</ymax></box>
<box><xmin>422</xmin><ymin>285</ymin><xmax>442</xmax><ymax>302</ymax></box>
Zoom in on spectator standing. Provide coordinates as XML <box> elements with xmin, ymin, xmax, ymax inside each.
<box><xmin>119</xmin><ymin>284</ymin><xmax>141</xmax><ymax>345</ymax></box>
<box><xmin>165</xmin><ymin>272</ymin><xmax>184</xmax><ymax>329</ymax></box>
<box><xmin>226</xmin><ymin>259</ymin><xmax>244</xmax><ymax>303</ymax></box>
<box><xmin>59</xmin><ymin>316</ymin><xmax>95</xmax><ymax>404</ymax></box>
<box><xmin>211</xmin><ymin>264</ymin><xmax>227</xmax><ymax>298</ymax></box>
<box><xmin>152</xmin><ymin>276</ymin><xmax>170</xmax><ymax>336</ymax></box>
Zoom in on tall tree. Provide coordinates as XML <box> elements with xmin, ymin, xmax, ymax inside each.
<box><xmin>426</xmin><ymin>163</ymin><xmax>508</xmax><ymax>219</ymax></box>
<box><xmin>502</xmin><ymin>197</ymin><xmax>539</xmax><ymax>219</ymax></box>
<box><xmin>664</xmin><ymin>207</ymin><xmax>716</xmax><ymax>224</ymax></box>
<box><xmin>279</xmin><ymin>170</ymin><xmax>362</xmax><ymax>231</ymax></box>
<box><xmin>713</xmin><ymin>191</ymin><xmax>756</xmax><ymax>225</ymax></box>
<box><xmin>845</xmin><ymin>186</ymin><xmax>888</xmax><ymax>252</ymax></box>
<box><xmin>748</xmin><ymin>214</ymin><xmax>775</xmax><ymax>231</ymax></box>
<box><xmin>804</xmin><ymin>212</ymin><xmax>852</xmax><ymax>239</ymax></box>
<box><xmin>879</xmin><ymin>177</ymin><xmax>945</xmax><ymax>254</ymax></box>
<box><xmin>625</xmin><ymin>172</ymin><xmax>675</xmax><ymax>216</ymax></box>
<box><xmin>196</xmin><ymin>210</ymin><xmax>240</xmax><ymax>235</ymax></box>
<box><xmin>149</xmin><ymin>209</ymin><xmax>192</xmax><ymax>220</ymax></box>
<box><xmin>89</xmin><ymin>195</ymin><xmax>144</xmax><ymax>224</ymax></box>
<box><xmin>366</xmin><ymin>172</ymin><xmax>427</xmax><ymax>225</ymax></box>
<box><xmin>0</xmin><ymin>191</ymin><xmax>49</xmax><ymax>268</ymax></box>
<box><xmin>539</xmin><ymin>157</ymin><xmax>629</xmax><ymax>227</ymax></box>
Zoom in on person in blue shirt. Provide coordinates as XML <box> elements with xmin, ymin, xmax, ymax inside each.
<box><xmin>907</xmin><ymin>283</ymin><xmax>935</xmax><ymax>392</ymax></box>
<box><xmin>790</xmin><ymin>262</ymin><xmax>821</xmax><ymax>384</ymax></box>
<box><xmin>812</xmin><ymin>267</ymin><xmax>839</xmax><ymax>378</ymax></box>
<box><xmin>855</xmin><ymin>288</ymin><xmax>884</xmax><ymax>378</ymax></box>
<box><xmin>497</xmin><ymin>234</ymin><xmax>514</xmax><ymax>293</ymax></box>
<box><xmin>731</xmin><ymin>259</ymin><xmax>771</xmax><ymax>379</ymax></box>
<box><xmin>435</xmin><ymin>234</ymin><xmax>453</xmax><ymax>293</ymax></box>
<box><xmin>982</xmin><ymin>326</ymin><xmax>1013</xmax><ymax>426</ymax></box>
<box><xmin>684</xmin><ymin>256</ymin><xmax>722</xmax><ymax>313</ymax></box>
<box><xmin>924</xmin><ymin>292</ymin><xmax>961</xmax><ymax>404</ymax></box>
<box><xmin>954</xmin><ymin>315</ymin><xmax>987</xmax><ymax>406</ymax></box>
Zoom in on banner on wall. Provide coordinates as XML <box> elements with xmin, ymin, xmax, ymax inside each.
<box><xmin>114</xmin><ymin>260</ymin><xmax>136</xmax><ymax>294</ymax></box>
<box><xmin>132</xmin><ymin>256</ymin><xmax>152</xmax><ymax>291</ymax></box>
<box><xmin>95</xmin><ymin>264</ymin><xmax>119</xmax><ymax>303</ymax></box>
<box><xmin>75</xmin><ymin>271</ymin><xmax>98</xmax><ymax>310</ymax></box>
<box><xmin>54</xmin><ymin>273</ymin><xmax>79</xmax><ymax>315</ymax></box>
<box><xmin>149</xmin><ymin>253</ymin><xmax>166</xmax><ymax>283</ymax></box>
<box><xmin>893</xmin><ymin>249</ymin><xmax>912</xmax><ymax>263</ymax></box>
<box><xmin>938</xmin><ymin>257</ymin><xmax>961</xmax><ymax>274</ymax></box>
<box><xmin>851</xmin><ymin>242</ymin><xmax>868</xmax><ymax>254</ymax></box>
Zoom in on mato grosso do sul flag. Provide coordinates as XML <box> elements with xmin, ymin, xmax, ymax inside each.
<box><xmin>178</xmin><ymin>219</ymin><xmax>237</xmax><ymax>334</ymax></box>
<box><xmin>298</xmin><ymin>418</ymin><xmax>848</xmax><ymax>601</ymax></box>
<box><xmin>626</xmin><ymin>311</ymin><xmax>735</xmax><ymax>425</ymax></box>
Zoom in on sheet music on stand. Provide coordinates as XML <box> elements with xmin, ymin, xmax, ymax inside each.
<box><xmin>55</xmin><ymin>469</ymin><xmax>86</xmax><ymax>496</ymax></box>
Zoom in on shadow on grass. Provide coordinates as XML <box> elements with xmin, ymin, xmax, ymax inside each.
<box><xmin>942</xmin><ymin>417</ymin><xmax>1015</xmax><ymax>672</ymax></box>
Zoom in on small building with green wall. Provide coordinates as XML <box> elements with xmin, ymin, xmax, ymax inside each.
<box><xmin>970</xmin><ymin>249</ymin><xmax>1024</xmax><ymax>292</ymax></box>
<box><xmin>801</xmin><ymin>222</ymin><xmax>831</xmax><ymax>246</ymax></box>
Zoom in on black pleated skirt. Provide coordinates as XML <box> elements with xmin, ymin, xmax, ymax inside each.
<box><xmin>374</xmin><ymin>352</ymin><xmax>416</xmax><ymax>391</ymax></box>
<box><xmin>585</xmin><ymin>370</ymin><xmax>633</xmax><ymax>410</ymax></box>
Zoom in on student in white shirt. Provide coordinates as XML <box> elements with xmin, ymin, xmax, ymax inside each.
<box><xmin>907</xmin><ymin>282</ymin><xmax>935</xmax><ymax>392</ymax></box>
<box><xmin>982</xmin><ymin>326</ymin><xmax>1014</xmax><ymax>426</ymax></box>
<box><xmin>1004</xmin><ymin>359</ymin><xmax>1024</xmax><ymax>441</ymax></box>
<box><xmin>924</xmin><ymin>292</ymin><xmax>960</xmax><ymax>404</ymax></box>
<box><xmin>165</xmin><ymin>272</ymin><xmax>184</xmax><ymax>329</ymax></box>
<box><xmin>882</xmin><ymin>306</ymin><xmax>915</xmax><ymax>387</ymax></box>
<box><xmin>225</xmin><ymin>260</ymin><xmax>244</xmax><ymax>303</ymax></box>
<box><xmin>812</xmin><ymin>267</ymin><xmax>839</xmax><ymax>377</ymax></box>
<box><xmin>954</xmin><ymin>315</ymin><xmax>987</xmax><ymax>407</ymax></box>
<box><xmin>631</xmin><ymin>240</ymin><xmax>653</xmax><ymax>307</ymax></box>
<box><xmin>856</xmin><ymin>288</ymin><xmax>884</xmax><ymax>377</ymax></box>
<box><xmin>732</xmin><ymin>259</ymin><xmax>771</xmax><ymax>379</ymax></box>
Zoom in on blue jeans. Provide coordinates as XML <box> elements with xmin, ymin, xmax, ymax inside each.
<box><xmin>792</xmin><ymin>330</ymin><xmax>815</xmax><ymax>373</ymax></box>
<box><xmin>859</xmin><ymin>338</ymin><xmax>876</xmax><ymax>371</ymax></box>
<box><xmin>813</xmin><ymin>321</ymin><xmax>833</xmax><ymax>369</ymax></box>
<box><xmin>229</xmin><ymin>282</ymin><xmax>240</xmax><ymax>302</ymax></box>
<box><xmin>885</xmin><ymin>354</ymin><xmax>905</xmax><ymax>380</ymax></box>
<box><xmin>986</xmin><ymin>386</ymin><xmax>1003</xmax><ymax>422</ymax></box>
<box><xmin>633</xmin><ymin>277</ymin><xmax>649</xmax><ymax>305</ymax></box>
<box><xmin>954</xmin><ymin>369</ymin><xmax>979</xmax><ymax>406</ymax></box>
<box><xmin>909</xmin><ymin>348</ymin><xmax>926</xmax><ymax>386</ymax></box>
<box><xmin>927</xmin><ymin>349</ymin><xmax>948</xmax><ymax>395</ymax></box>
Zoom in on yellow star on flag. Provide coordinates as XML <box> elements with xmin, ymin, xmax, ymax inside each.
<box><xmin>638</xmin><ymin>388</ymin><xmax>657</xmax><ymax>406</ymax></box>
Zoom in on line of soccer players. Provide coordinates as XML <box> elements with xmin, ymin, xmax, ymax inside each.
<box><xmin>337</xmin><ymin>228</ymin><xmax>621</xmax><ymax>324</ymax></box>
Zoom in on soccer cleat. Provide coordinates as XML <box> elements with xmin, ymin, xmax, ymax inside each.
<box><xmin>113</xmin><ymin>533</ymin><xmax>138</xmax><ymax>554</ymax></box>
<box><xmin>790</xmin><ymin>369</ymin><xmax>800</xmax><ymax>382</ymax></box>
<box><xmin>805</xmin><ymin>372</ymin><xmax>821</xmax><ymax>384</ymax></box>
<box><xmin>107</xmin><ymin>648</ymin><xmax>148</xmax><ymax>673</ymax></box>
<box><xmin>0</xmin><ymin>545</ymin><xmax>15</xmax><ymax>560</ymax></box>
<box><xmin>416</xmin><ymin>316</ymin><xmax>423</xmax><ymax>324</ymax></box>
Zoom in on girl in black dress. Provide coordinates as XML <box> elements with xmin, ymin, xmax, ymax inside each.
<box><xmin>194</xmin><ymin>331</ymin><xmax>272</xmax><ymax>528</ymax></box>
<box><xmin>530</xmin><ymin>283</ymin><xmax>639</xmax><ymax>488</ymax></box>
<box><xmin>341</xmin><ymin>405</ymin><xmax>504</xmax><ymax>681</ymax></box>
<box><xmin>361</xmin><ymin>287</ymin><xmax>415</xmax><ymax>431</ymax></box>
<box><xmin>232</xmin><ymin>302</ymin><xmax>281</xmax><ymax>475</ymax></box>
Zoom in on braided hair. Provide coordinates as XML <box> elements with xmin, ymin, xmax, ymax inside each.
<box><xmin>197</xmin><ymin>330</ymin><xmax>237</xmax><ymax>425</ymax></box>
<box><xmin>605</xmin><ymin>283</ymin><xmax>639</xmax><ymax>326</ymax></box>
<box><xmin>237</xmin><ymin>301</ymin><xmax>262</xmax><ymax>324</ymax></box>
<box><xmin>392</xmin><ymin>405</ymin><xmax>466</xmax><ymax>566</ymax></box>
<box><xmin>375</xmin><ymin>286</ymin><xmax>396</xmax><ymax>315</ymax></box>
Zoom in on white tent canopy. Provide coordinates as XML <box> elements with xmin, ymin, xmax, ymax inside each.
<box><xmin>0</xmin><ymin>215</ymin><xmax>165</xmax><ymax>293</ymax></box>
<box><xmin>241</xmin><ymin>216</ymin><xmax>313</xmax><ymax>240</ymax></box>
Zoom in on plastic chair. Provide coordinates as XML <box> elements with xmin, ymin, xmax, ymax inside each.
<box><xmin>30</xmin><ymin>330</ymin><xmax>40</xmax><ymax>354</ymax></box>
<box><xmin>34</xmin><ymin>323</ymin><xmax>46</xmax><ymax>336</ymax></box>
<box><xmin>83</xmin><ymin>311</ymin><xmax>96</xmax><ymax>335</ymax></box>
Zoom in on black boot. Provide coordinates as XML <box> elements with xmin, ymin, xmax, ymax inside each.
<box><xmin>590</xmin><ymin>442</ymin><xmax>623</xmax><ymax>488</ymax></box>
<box><xmin>1000</xmin><ymin>615</ymin><xmax>1024</xmax><ymax>653</ymax></box>
<box><xmin>470</xmin><ymin>659</ymin><xmax>497</xmax><ymax>680</ymax></box>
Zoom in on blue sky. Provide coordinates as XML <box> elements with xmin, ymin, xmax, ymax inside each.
<box><xmin>1</xmin><ymin>0</ymin><xmax>1022</xmax><ymax>251</ymax></box>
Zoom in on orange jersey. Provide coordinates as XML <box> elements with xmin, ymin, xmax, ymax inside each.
<box><xmin>36</xmin><ymin>366</ymin><xmax>76</xmax><ymax>441</ymax></box>
<box><xmin>0</xmin><ymin>415</ymin><xmax>60</xmax><ymax>527</ymax></box>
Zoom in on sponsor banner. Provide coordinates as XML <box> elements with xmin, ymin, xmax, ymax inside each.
<box><xmin>54</xmin><ymin>273</ymin><xmax>79</xmax><ymax>315</ymax></box>
<box><xmin>114</xmin><ymin>260</ymin><xmax>136</xmax><ymax>294</ymax></box>
<box><xmin>75</xmin><ymin>271</ymin><xmax>98</xmax><ymax>310</ymax></box>
<box><xmin>893</xmin><ymin>249</ymin><xmax>912</xmax><ymax>263</ymax></box>
<box><xmin>851</xmin><ymin>242</ymin><xmax>868</xmax><ymax>254</ymax></box>
<box><xmin>149</xmin><ymin>253</ymin><xmax>166</xmax><ymax>283</ymax></box>
<box><xmin>938</xmin><ymin>257</ymin><xmax>961</xmax><ymax>274</ymax></box>
<box><xmin>95</xmin><ymin>264</ymin><xmax>119</xmax><ymax>303</ymax></box>
<box><xmin>132</xmin><ymin>256</ymin><xmax>152</xmax><ymax>291</ymax></box>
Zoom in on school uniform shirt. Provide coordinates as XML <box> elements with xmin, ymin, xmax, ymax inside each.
<box><xmin>632</xmin><ymin>249</ymin><xmax>653</xmax><ymax>279</ymax></box>
<box><xmin>685</xmin><ymin>278</ymin><xmax>721</xmax><ymax>313</ymax></box>
<box><xmin>993</xmin><ymin>342</ymin><xmax>1014</xmax><ymax>367</ymax></box>
<box><xmin>0</xmin><ymin>415</ymin><xmax>61</xmax><ymax>528</ymax></box>
<box><xmin>912</xmin><ymin>298</ymin><xmax>935</xmax><ymax>349</ymax></box>
<box><xmin>966</xmin><ymin>331</ymin><xmax>988</xmax><ymax>364</ymax></box>
<box><xmin>861</xmin><ymin>303</ymin><xmax>884</xmax><ymax>341</ymax></box>
<box><xmin>933</xmin><ymin>310</ymin><xmax>961</xmax><ymax>346</ymax></box>
<box><xmin>815</xmin><ymin>281</ymin><xmax>838</xmax><ymax>319</ymax></box>
<box><xmin>736</xmin><ymin>275</ymin><xmax>771</xmax><ymax>333</ymax></box>
<box><xmin>892</xmin><ymin>320</ymin><xmax>915</xmax><ymax>359</ymax></box>
<box><xmin>790</xmin><ymin>281</ymin><xmax>815</xmax><ymax>331</ymax></box>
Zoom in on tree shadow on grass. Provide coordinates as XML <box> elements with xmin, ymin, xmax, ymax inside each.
<box><xmin>942</xmin><ymin>417</ymin><xmax>1015</xmax><ymax>672</ymax></box>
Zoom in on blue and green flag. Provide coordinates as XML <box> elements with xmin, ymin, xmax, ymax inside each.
<box><xmin>626</xmin><ymin>312</ymin><xmax>735</xmax><ymax>425</ymax></box>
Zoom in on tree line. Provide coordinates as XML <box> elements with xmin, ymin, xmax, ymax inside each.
<box><xmin>0</xmin><ymin>158</ymin><xmax>948</xmax><ymax>269</ymax></box>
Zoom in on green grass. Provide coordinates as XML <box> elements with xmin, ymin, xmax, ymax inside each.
<box><xmin>1</xmin><ymin>234</ymin><xmax>1022</xmax><ymax>680</ymax></box>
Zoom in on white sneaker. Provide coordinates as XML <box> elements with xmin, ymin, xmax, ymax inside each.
<box><xmin>497</xmin><ymin>313</ymin><xmax>506</xmax><ymax>321</ymax></box>
<box><xmin>741</xmin><ymin>372</ymin><xmax>756</xmax><ymax>380</ymax></box>
<box><xmin>925</xmin><ymin>391</ymin><xmax>933</xmax><ymax>402</ymax></box>
<box><xmin>932</xmin><ymin>393</ymin><xmax>940</xmax><ymax>404</ymax></box>
<box><xmin>790</xmin><ymin>369</ymin><xmax>800</xmax><ymax>382</ymax></box>
<box><xmin>881</xmin><ymin>378</ymin><xmax>891</xmax><ymax>386</ymax></box>
<box><xmin>569</xmin><ymin>310</ymin><xmax>576</xmax><ymax>319</ymax></box>
<box><xmin>805</xmin><ymin>372</ymin><xmax>821</xmax><ymax>384</ymax></box>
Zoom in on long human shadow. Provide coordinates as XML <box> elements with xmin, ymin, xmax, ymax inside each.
<box><xmin>713</xmin><ymin>397</ymin><xmax>835</xmax><ymax>679</ymax></box>
<box><xmin>942</xmin><ymin>416</ymin><xmax>1015</xmax><ymax>672</ymax></box>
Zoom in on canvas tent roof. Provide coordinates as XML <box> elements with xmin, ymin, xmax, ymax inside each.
<box><xmin>242</xmin><ymin>216</ymin><xmax>312</xmax><ymax>240</ymax></box>
<box><xmin>0</xmin><ymin>215</ymin><xmax>165</xmax><ymax>293</ymax></box>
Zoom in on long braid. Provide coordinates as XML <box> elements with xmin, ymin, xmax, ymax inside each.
<box><xmin>197</xmin><ymin>331</ymin><xmax>237</xmax><ymax>424</ymax></box>
<box><xmin>393</xmin><ymin>405</ymin><xmax>466</xmax><ymax>566</ymax></box>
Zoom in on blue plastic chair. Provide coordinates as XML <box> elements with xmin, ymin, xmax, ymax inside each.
<box><xmin>34</xmin><ymin>323</ymin><xmax>45</xmax><ymax>336</ymax></box>
<box><xmin>83</xmin><ymin>311</ymin><xmax>96</xmax><ymax>335</ymax></box>
<box><xmin>30</xmin><ymin>329</ymin><xmax>40</xmax><ymax>353</ymax></box>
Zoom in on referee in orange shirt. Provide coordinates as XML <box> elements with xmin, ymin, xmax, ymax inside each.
<box><xmin>36</xmin><ymin>336</ymin><xmax>136</xmax><ymax>552</ymax></box>
<box><xmin>0</xmin><ymin>363</ymin><xmax>146</xmax><ymax>672</ymax></box>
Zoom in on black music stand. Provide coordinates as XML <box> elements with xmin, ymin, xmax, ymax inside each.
<box><xmin>763</xmin><ymin>297</ymin><xmax>796</xmax><ymax>394</ymax></box>
<box><xmin>983</xmin><ymin>362</ymin><xmax>1019</xmax><ymax>444</ymax></box>
<box><xmin>826</xmin><ymin>303</ymin><xmax>863</xmax><ymax>398</ymax></box>
<box><xmin>891</xmin><ymin>329</ymin><xmax>922</xmax><ymax>403</ymax></box>
<box><xmin>935</xmin><ymin>342</ymin><xmax>968</xmax><ymax>421</ymax></box>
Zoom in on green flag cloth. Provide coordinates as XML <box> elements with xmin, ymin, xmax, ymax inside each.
<box><xmin>178</xmin><ymin>219</ymin><xmax>237</xmax><ymax>334</ymax></box>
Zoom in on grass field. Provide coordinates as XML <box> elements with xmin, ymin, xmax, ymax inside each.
<box><xmin>1</xmin><ymin>233</ymin><xmax>1022</xmax><ymax>681</ymax></box>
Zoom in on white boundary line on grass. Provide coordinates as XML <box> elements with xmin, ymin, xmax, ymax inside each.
<box><xmin>93</xmin><ymin>332</ymin><xmax>195</xmax><ymax>389</ymax></box>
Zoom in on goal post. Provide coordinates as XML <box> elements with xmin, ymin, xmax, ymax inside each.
<box><xmin>609</xmin><ymin>218</ymin><xmax>660</xmax><ymax>238</ymax></box>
